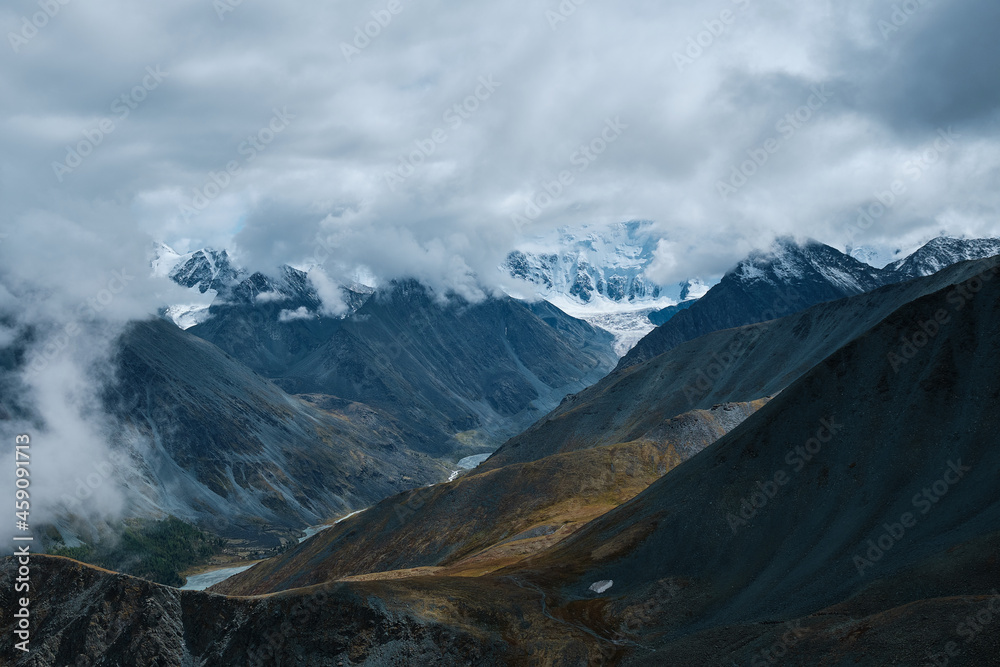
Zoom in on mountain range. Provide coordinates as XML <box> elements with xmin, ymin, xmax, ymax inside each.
<box><xmin>624</xmin><ymin>235</ymin><xmax>1000</xmax><ymax>368</ymax></box>
<box><xmin>3</xmin><ymin>232</ymin><xmax>1000</xmax><ymax>665</ymax></box>
<box><xmin>6</xmin><ymin>245</ymin><xmax>1000</xmax><ymax>665</ymax></box>
<box><xmin>188</xmin><ymin>277</ymin><xmax>617</xmax><ymax>457</ymax></box>
<box><xmin>215</xmin><ymin>252</ymin><xmax>1000</xmax><ymax>592</ymax></box>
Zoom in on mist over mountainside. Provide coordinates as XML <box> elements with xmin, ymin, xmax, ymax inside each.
<box><xmin>148</xmin><ymin>243</ymin><xmax>618</xmax><ymax>456</ymax></box>
<box><xmin>182</xmin><ymin>264</ymin><xmax>372</xmax><ymax>376</ymax></box>
<box><xmin>149</xmin><ymin>234</ymin><xmax>1000</xmax><ymax>468</ymax></box>
<box><xmin>621</xmin><ymin>236</ymin><xmax>1000</xmax><ymax>369</ymax></box>
<box><xmin>100</xmin><ymin>318</ymin><xmax>447</xmax><ymax>545</ymax></box>
<box><xmin>5</xmin><ymin>0</ymin><xmax>1000</xmax><ymax>660</ymax></box>
<box><xmin>154</xmin><ymin>234</ymin><xmax>999</xmax><ymax>366</ymax></box>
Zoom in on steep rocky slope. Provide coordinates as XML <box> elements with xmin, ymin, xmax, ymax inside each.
<box><xmin>483</xmin><ymin>255</ymin><xmax>1000</xmax><ymax>471</ymax></box>
<box><xmin>514</xmin><ymin>260</ymin><xmax>1000</xmax><ymax>662</ymax></box>
<box><xmin>183</xmin><ymin>265</ymin><xmax>372</xmax><ymax>371</ymax></box>
<box><xmin>193</xmin><ymin>280</ymin><xmax>617</xmax><ymax>457</ymax></box>
<box><xmin>102</xmin><ymin>318</ymin><xmax>446</xmax><ymax>544</ymax></box>
<box><xmin>619</xmin><ymin>237</ymin><xmax>886</xmax><ymax>368</ymax></box>
<box><xmin>167</xmin><ymin>248</ymin><xmax>245</xmax><ymax>295</ymax></box>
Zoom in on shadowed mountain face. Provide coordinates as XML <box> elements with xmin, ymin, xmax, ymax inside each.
<box><xmin>214</xmin><ymin>401</ymin><xmax>767</xmax><ymax>596</ymax></box>
<box><xmin>515</xmin><ymin>261</ymin><xmax>1000</xmax><ymax>660</ymax></box>
<box><xmin>483</xmin><ymin>256</ymin><xmax>1000</xmax><ymax>472</ymax></box>
<box><xmin>101</xmin><ymin>318</ymin><xmax>446</xmax><ymax>544</ymax></box>
<box><xmin>621</xmin><ymin>236</ymin><xmax>1000</xmax><ymax>370</ymax></box>
<box><xmin>191</xmin><ymin>280</ymin><xmax>617</xmax><ymax>456</ymax></box>
<box><xmin>619</xmin><ymin>238</ymin><xmax>886</xmax><ymax>369</ymax></box>
<box><xmin>184</xmin><ymin>265</ymin><xmax>372</xmax><ymax>375</ymax></box>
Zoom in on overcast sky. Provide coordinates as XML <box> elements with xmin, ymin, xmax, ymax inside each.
<box><xmin>2</xmin><ymin>0</ymin><xmax>1000</xmax><ymax>544</ymax></box>
<box><xmin>2</xmin><ymin>0</ymin><xmax>1000</xmax><ymax>299</ymax></box>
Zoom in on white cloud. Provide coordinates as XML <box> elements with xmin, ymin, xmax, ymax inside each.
<box><xmin>1</xmin><ymin>0</ymin><xmax>999</xmax><ymax>293</ymax></box>
<box><xmin>278</xmin><ymin>306</ymin><xmax>314</xmax><ymax>322</ymax></box>
<box><xmin>255</xmin><ymin>290</ymin><xmax>286</xmax><ymax>303</ymax></box>
<box><xmin>307</xmin><ymin>268</ymin><xmax>349</xmax><ymax>317</ymax></box>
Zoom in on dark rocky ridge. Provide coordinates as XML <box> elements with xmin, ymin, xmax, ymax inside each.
<box><xmin>520</xmin><ymin>261</ymin><xmax>1000</xmax><ymax>660</ymax></box>
<box><xmin>0</xmin><ymin>556</ymin><xmax>520</xmax><ymax>666</ymax></box>
<box><xmin>621</xmin><ymin>236</ymin><xmax>1000</xmax><ymax>369</ymax></box>
<box><xmin>484</xmin><ymin>255</ymin><xmax>1000</xmax><ymax>471</ymax></box>
<box><xmin>191</xmin><ymin>280</ymin><xmax>617</xmax><ymax>456</ymax></box>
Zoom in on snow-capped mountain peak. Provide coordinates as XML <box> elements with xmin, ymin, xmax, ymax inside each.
<box><xmin>733</xmin><ymin>237</ymin><xmax>886</xmax><ymax>295</ymax></box>
<box><xmin>150</xmin><ymin>242</ymin><xmax>183</xmax><ymax>278</ymax></box>
<box><xmin>169</xmin><ymin>248</ymin><xmax>245</xmax><ymax>295</ymax></box>
<box><xmin>504</xmin><ymin>221</ymin><xmax>672</xmax><ymax>306</ymax></box>
<box><xmin>501</xmin><ymin>221</ymin><xmax>714</xmax><ymax>355</ymax></box>
<box><xmin>883</xmin><ymin>237</ymin><xmax>1000</xmax><ymax>281</ymax></box>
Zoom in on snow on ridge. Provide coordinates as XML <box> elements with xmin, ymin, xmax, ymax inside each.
<box><xmin>164</xmin><ymin>303</ymin><xmax>214</xmax><ymax>330</ymax></box>
<box><xmin>151</xmin><ymin>242</ymin><xmax>186</xmax><ymax>278</ymax></box>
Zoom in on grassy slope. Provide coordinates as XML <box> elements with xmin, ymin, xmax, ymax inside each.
<box><xmin>214</xmin><ymin>401</ymin><xmax>767</xmax><ymax>595</ymax></box>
